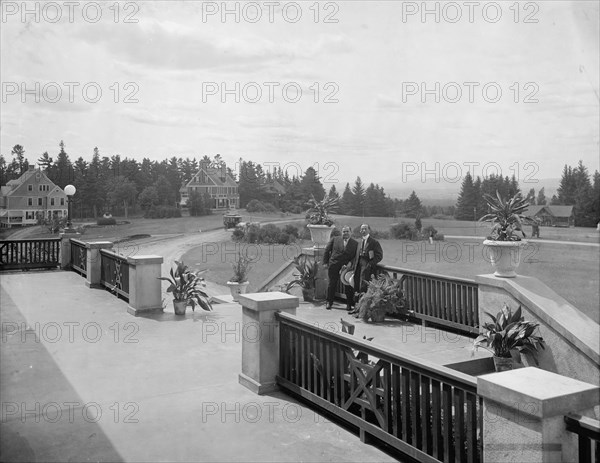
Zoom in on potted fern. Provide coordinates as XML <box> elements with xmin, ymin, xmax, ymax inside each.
<box><xmin>305</xmin><ymin>193</ymin><xmax>338</xmax><ymax>249</ymax></box>
<box><xmin>479</xmin><ymin>191</ymin><xmax>532</xmax><ymax>277</ymax></box>
<box><xmin>355</xmin><ymin>274</ymin><xmax>410</xmax><ymax>322</ymax></box>
<box><xmin>158</xmin><ymin>261</ymin><xmax>212</xmax><ymax>315</ymax></box>
<box><xmin>473</xmin><ymin>303</ymin><xmax>545</xmax><ymax>372</ymax></box>
<box><xmin>227</xmin><ymin>253</ymin><xmax>252</xmax><ymax>302</ymax></box>
<box><xmin>284</xmin><ymin>255</ymin><xmax>318</xmax><ymax>302</ymax></box>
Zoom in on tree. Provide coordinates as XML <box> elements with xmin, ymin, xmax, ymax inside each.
<box><xmin>138</xmin><ymin>186</ymin><xmax>160</xmax><ymax>213</ymax></box>
<box><xmin>188</xmin><ymin>190</ymin><xmax>211</xmax><ymax>216</ymax></box>
<box><xmin>404</xmin><ymin>191</ymin><xmax>423</xmax><ymax>218</ymax></box>
<box><xmin>106</xmin><ymin>176</ymin><xmax>137</xmax><ymax>218</ymax></box>
<box><xmin>300</xmin><ymin>167</ymin><xmax>325</xmax><ymax>202</ymax></box>
<box><xmin>536</xmin><ymin>187</ymin><xmax>547</xmax><ymax>206</ymax></box>
<box><xmin>49</xmin><ymin>141</ymin><xmax>74</xmax><ymax>188</ymax></box>
<box><xmin>339</xmin><ymin>183</ymin><xmax>354</xmax><ymax>215</ymax></box>
<box><xmin>37</xmin><ymin>152</ymin><xmax>53</xmax><ymax>172</ymax></box>
<box><xmin>526</xmin><ymin>188</ymin><xmax>536</xmax><ymax>205</ymax></box>
<box><xmin>11</xmin><ymin>144</ymin><xmax>27</xmax><ymax>175</ymax></box>
<box><xmin>455</xmin><ymin>171</ymin><xmax>478</xmax><ymax>220</ymax></box>
<box><xmin>351</xmin><ymin>177</ymin><xmax>365</xmax><ymax>216</ymax></box>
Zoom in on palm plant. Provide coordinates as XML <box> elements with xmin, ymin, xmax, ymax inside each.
<box><xmin>479</xmin><ymin>191</ymin><xmax>532</xmax><ymax>241</ymax></box>
<box><xmin>473</xmin><ymin>304</ymin><xmax>545</xmax><ymax>363</ymax></box>
<box><xmin>284</xmin><ymin>255</ymin><xmax>317</xmax><ymax>292</ymax></box>
<box><xmin>230</xmin><ymin>253</ymin><xmax>251</xmax><ymax>283</ymax></box>
<box><xmin>356</xmin><ymin>274</ymin><xmax>410</xmax><ymax>322</ymax></box>
<box><xmin>305</xmin><ymin>194</ymin><xmax>338</xmax><ymax>226</ymax></box>
<box><xmin>158</xmin><ymin>260</ymin><xmax>212</xmax><ymax>311</ymax></box>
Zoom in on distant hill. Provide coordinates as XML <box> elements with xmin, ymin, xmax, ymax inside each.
<box><xmin>377</xmin><ymin>178</ymin><xmax>561</xmax><ymax>206</ymax></box>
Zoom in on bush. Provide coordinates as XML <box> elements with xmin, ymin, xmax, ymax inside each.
<box><xmin>233</xmin><ymin>222</ymin><xmax>298</xmax><ymax>245</ymax></box>
<box><xmin>370</xmin><ymin>229</ymin><xmax>390</xmax><ymax>240</ymax></box>
<box><xmin>246</xmin><ymin>200</ymin><xmax>278</xmax><ymax>213</ymax></box>
<box><xmin>97</xmin><ymin>216</ymin><xmax>117</xmax><ymax>226</ymax></box>
<box><xmin>258</xmin><ymin>224</ymin><xmax>280</xmax><ymax>244</ymax></box>
<box><xmin>390</xmin><ymin>222</ymin><xmax>419</xmax><ymax>240</ymax></box>
<box><xmin>283</xmin><ymin>224</ymin><xmax>299</xmax><ymax>238</ymax></box>
<box><xmin>422</xmin><ymin>224</ymin><xmax>444</xmax><ymax>241</ymax></box>
<box><xmin>232</xmin><ymin>227</ymin><xmax>245</xmax><ymax>241</ymax></box>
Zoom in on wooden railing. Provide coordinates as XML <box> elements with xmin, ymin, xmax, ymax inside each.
<box><xmin>100</xmin><ymin>249</ymin><xmax>130</xmax><ymax>301</ymax></box>
<box><xmin>276</xmin><ymin>312</ymin><xmax>482</xmax><ymax>463</ymax></box>
<box><xmin>565</xmin><ymin>413</ymin><xmax>600</xmax><ymax>463</ymax></box>
<box><xmin>70</xmin><ymin>239</ymin><xmax>87</xmax><ymax>277</ymax></box>
<box><xmin>336</xmin><ymin>265</ymin><xmax>479</xmax><ymax>335</ymax></box>
<box><xmin>0</xmin><ymin>238</ymin><xmax>61</xmax><ymax>271</ymax></box>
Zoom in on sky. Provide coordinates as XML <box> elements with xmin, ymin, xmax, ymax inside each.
<box><xmin>1</xmin><ymin>0</ymin><xmax>599</xmax><ymax>192</ymax></box>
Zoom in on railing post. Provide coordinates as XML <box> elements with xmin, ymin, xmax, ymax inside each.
<box><xmin>478</xmin><ymin>367</ymin><xmax>599</xmax><ymax>463</ymax></box>
<box><xmin>85</xmin><ymin>241</ymin><xmax>113</xmax><ymax>288</ymax></box>
<box><xmin>238</xmin><ymin>292</ymin><xmax>299</xmax><ymax>395</ymax></box>
<box><xmin>126</xmin><ymin>255</ymin><xmax>164</xmax><ymax>316</ymax></box>
<box><xmin>59</xmin><ymin>231</ymin><xmax>80</xmax><ymax>269</ymax></box>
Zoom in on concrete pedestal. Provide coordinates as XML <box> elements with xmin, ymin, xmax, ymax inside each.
<box><xmin>85</xmin><ymin>241</ymin><xmax>113</xmax><ymax>288</ymax></box>
<box><xmin>58</xmin><ymin>232</ymin><xmax>80</xmax><ymax>269</ymax></box>
<box><xmin>238</xmin><ymin>292</ymin><xmax>299</xmax><ymax>395</ymax></box>
<box><xmin>127</xmin><ymin>255</ymin><xmax>164</xmax><ymax>316</ymax></box>
<box><xmin>478</xmin><ymin>367</ymin><xmax>599</xmax><ymax>463</ymax></box>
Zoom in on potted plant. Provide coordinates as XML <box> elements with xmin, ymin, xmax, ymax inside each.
<box><xmin>305</xmin><ymin>193</ymin><xmax>338</xmax><ymax>248</ymax></box>
<box><xmin>284</xmin><ymin>255</ymin><xmax>318</xmax><ymax>302</ymax></box>
<box><xmin>355</xmin><ymin>274</ymin><xmax>410</xmax><ymax>322</ymax></box>
<box><xmin>479</xmin><ymin>191</ymin><xmax>532</xmax><ymax>277</ymax></box>
<box><xmin>226</xmin><ymin>253</ymin><xmax>252</xmax><ymax>302</ymax></box>
<box><xmin>158</xmin><ymin>260</ymin><xmax>212</xmax><ymax>315</ymax></box>
<box><xmin>473</xmin><ymin>303</ymin><xmax>546</xmax><ymax>372</ymax></box>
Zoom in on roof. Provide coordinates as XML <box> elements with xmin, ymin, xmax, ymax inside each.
<box><xmin>184</xmin><ymin>164</ymin><xmax>237</xmax><ymax>189</ymax></box>
<box><xmin>526</xmin><ymin>205</ymin><xmax>574</xmax><ymax>218</ymax></box>
<box><xmin>1</xmin><ymin>168</ymin><xmax>62</xmax><ymax>198</ymax></box>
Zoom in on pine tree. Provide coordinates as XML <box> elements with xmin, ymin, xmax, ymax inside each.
<box><xmin>536</xmin><ymin>187</ymin><xmax>547</xmax><ymax>205</ymax></box>
<box><xmin>351</xmin><ymin>177</ymin><xmax>365</xmax><ymax>216</ymax></box>
<box><xmin>339</xmin><ymin>183</ymin><xmax>353</xmax><ymax>215</ymax></box>
<box><xmin>404</xmin><ymin>191</ymin><xmax>423</xmax><ymax>218</ymax></box>
<box><xmin>455</xmin><ymin>171</ymin><xmax>478</xmax><ymax>220</ymax></box>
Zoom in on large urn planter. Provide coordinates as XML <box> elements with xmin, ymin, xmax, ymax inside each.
<box><xmin>307</xmin><ymin>224</ymin><xmax>334</xmax><ymax>249</ymax></box>
<box><xmin>483</xmin><ymin>240</ymin><xmax>525</xmax><ymax>278</ymax></box>
<box><xmin>227</xmin><ymin>281</ymin><xmax>250</xmax><ymax>302</ymax></box>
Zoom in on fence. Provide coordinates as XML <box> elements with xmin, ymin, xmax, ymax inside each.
<box><xmin>565</xmin><ymin>413</ymin><xmax>600</xmax><ymax>463</ymax></box>
<box><xmin>100</xmin><ymin>248</ymin><xmax>130</xmax><ymax>301</ymax></box>
<box><xmin>335</xmin><ymin>264</ymin><xmax>479</xmax><ymax>335</ymax></box>
<box><xmin>70</xmin><ymin>238</ymin><xmax>87</xmax><ymax>277</ymax></box>
<box><xmin>0</xmin><ymin>238</ymin><xmax>61</xmax><ymax>271</ymax></box>
<box><xmin>276</xmin><ymin>312</ymin><xmax>482</xmax><ymax>463</ymax></box>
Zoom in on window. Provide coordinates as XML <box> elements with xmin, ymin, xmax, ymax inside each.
<box><xmin>28</xmin><ymin>185</ymin><xmax>33</xmax><ymax>191</ymax></box>
<box><xmin>60</xmin><ymin>198</ymin><xmax>65</xmax><ymax>206</ymax></box>
<box><xmin>26</xmin><ymin>211</ymin><xmax>35</xmax><ymax>220</ymax></box>
<box><xmin>38</xmin><ymin>198</ymin><xmax>43</xmax><ymax>206</ymax></box>
<box><xmin>50</xmin><ymin>198</ymin><xmax>55</xmax><ymax>206</ymax></box>
<box><xmin>28</xmin><ymin>198</ymin><xmax>33</xmax><ymax>206</ymax></box>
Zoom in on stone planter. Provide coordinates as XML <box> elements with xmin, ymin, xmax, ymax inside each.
<box><xmin>173</xmin><ymin>300</ymin><xmax>187</xmax><ymax>315</ymax></box>
<box><xmin>493</xmin><ymin>356</ymin><xmax>514</xmax><ymax>372</ymax></box>
<box><xmin>307</xmin><ymin>224</ymin><xmax>334</xmax><ymax>249</ymax></box>
<box><xmin>483</xmin><ymin>240</ymin><xmax>525</xmax><ymax>278</ymax></box>
<box><xmin>301</xmin><ymin>287</ymin><xmax>315</xmax><ymax>302</ymax></box>
<box><xmin>227</xmin><ymin>281</ymin><xmax>250</xmax><ymax>302</ymax></box>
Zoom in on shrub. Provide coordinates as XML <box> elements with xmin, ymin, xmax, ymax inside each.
<box><xmin>422</xmin><ymin>224</ymin><xmax>444</xmax><ymax>241</ymax></box>
<box><xmin>390</xmin><ymin>222</ymin><xmax>419</xmax><ymax>240</ymax></box>
<box><xmin>283</xmin><ymin>224</ymin><xmax>299</xmax><ymax>238</ymax></box>
<box><xmin>97</xmin><ymin>216</ymin><xmax>117</xmax><ymax>226</ymax></box>
<box><xmin>258</xmin><ymin>224</ymin><xmax>280</xmax><ymax>244</ymax></box>
<box><xmin>277</xmin><ymin>232</ymin><xmax>291</xmax><ymax>244</ymax></box>
<box><xmin>246</xmin><ymin>200</ymin><xmax>278</xmax><ymax>213</ymax></box>
<box><xmin>369</xmin><ymin>229</ymin><xmax>389</xmax><ymax>240</ymax></box>
<box><xmin>232</xmin><ymin>227</ymin><xmax>245</xmax><ymax>241</ymax></box>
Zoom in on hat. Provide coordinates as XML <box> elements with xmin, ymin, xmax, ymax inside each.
<box><xmin>340</xmin><ymin>267</ymin><xmax>354</xmax><ymax>287</ymax></box>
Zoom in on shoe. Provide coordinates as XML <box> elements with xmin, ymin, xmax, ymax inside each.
<box><xmin>325</xmin><ymin>303</ymin><xmax>332</xmax><ymax>310</ymax></box>
<box><xmin>346</xmin><ymin>306</ymin><xmax>353</xmax><ymax>312</ymax></box>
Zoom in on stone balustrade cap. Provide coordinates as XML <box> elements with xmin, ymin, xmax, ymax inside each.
<box><xmin>238</xmin><ymin>292</ymin><xmax>299</xmax><ymax>311</ymax></box>
<box><xmin>478</xmin><ymin>367</ymin><xmax>599</xmax><ymax>418</ymax></box>
<box><xmin>86</xmin><ymin>241</ymin><xmax>113</xmax><ymax>249</ymax></box>
<box><xmin>126</xmin><ymin>255</ymin><xmax>163</xmax><ymax>265</ymax></box>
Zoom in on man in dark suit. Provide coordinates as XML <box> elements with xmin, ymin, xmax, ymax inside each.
<box><xmin>349</xmin><ymin>223</ymin><xmax>383</xmax><ymax>314</ymax></box>
<box><xmin>322</xmin><ymin>226</ymin><xmax>359</xmax><ymax>311</ymax></box>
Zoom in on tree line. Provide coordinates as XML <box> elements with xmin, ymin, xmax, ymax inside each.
<box><xmin>454</xmin><ymin>161</ymin><xmax>600</xmax><ymax>227</ymax></box>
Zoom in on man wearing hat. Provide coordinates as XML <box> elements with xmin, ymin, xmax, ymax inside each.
<box><xmin>322</xmin><ymin>226</ymin><xmax>359</xmax><ymax>311</ymax></box>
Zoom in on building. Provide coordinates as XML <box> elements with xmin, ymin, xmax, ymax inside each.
<box><xmin>0</xmin><ymin>166</ymin><xmax>69</xmax><ymax>228</ymax></box>
<box><xmin>525</xmin><ymin>205</ymin><xmax>574</xmax><ymax>227</ymax></box>
<box><xmin>179</xmin><ymin>161</ymin><xmax>239</xmax><ymax>211</ymax></box>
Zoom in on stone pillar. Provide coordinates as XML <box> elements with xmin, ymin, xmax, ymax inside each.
<box><xmin>238</xmin><ymin>292</ymin><xmax>299</xmax><ymax>395</ymax></box>
<box><xmin>126</xmin><ymin>255</ymin><xmax>164</xmax><ymax>316</ymax></box>
<box><xmin>85</xmin><ymin>241</ymin><xmax>113</xmax><ymax>288</ymax></box>
<box><xmin>302</xmin><ymin>247</ymin><xmax>327</xmax><ymax>300</ymax></box>
<box><xmin>59</xmin><ymin>232</ymin><xmax>80</xmax><ymax>269</ymax></box>
<box><xmin>478</xmin><ymin>367</ymin><xmax>599</xmax><ymax>463</ymax></box>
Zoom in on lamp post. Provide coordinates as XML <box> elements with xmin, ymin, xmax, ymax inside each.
<box><xmin>64</xmin><ymin>184</ymin><xmax>76</xmax><ymax>232</ymax></box>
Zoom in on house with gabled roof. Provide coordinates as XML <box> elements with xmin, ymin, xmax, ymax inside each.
<box><xmin>0</xmin><ymin>166</ymin><xmax>68</xmax><ymax>228</ymax></box>
<box><xmin>525</xmin><ymin>205</ymin><xmax>574</xmax><ymax>227</ymax></box>
<box><xmin>179</xmin><ymin>161</ymin><xmax>239</xmax><ymax>211</ymax></box>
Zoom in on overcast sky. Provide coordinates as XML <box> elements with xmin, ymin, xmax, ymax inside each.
<box><xmin>1</xmin><ymin>1</ymin><xmax>598</xmax><ymax>190</ymax></box>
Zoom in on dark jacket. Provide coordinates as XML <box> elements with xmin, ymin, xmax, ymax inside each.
<box><xmin>323</xmin><ymin>236</ymin><xmax>358</xmax><ymax>268</ymax></box>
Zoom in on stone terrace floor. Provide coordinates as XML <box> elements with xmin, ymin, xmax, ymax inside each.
<box><xmin>0</xmin><ymin>270</ymin><xmax>488</xmax><ymax>462</ymax></box>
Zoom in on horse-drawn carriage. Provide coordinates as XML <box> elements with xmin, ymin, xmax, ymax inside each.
<box><xmin>223</xmin><ymin>213</ymin><xmax>242</xmax><ymax>230</ymax></box>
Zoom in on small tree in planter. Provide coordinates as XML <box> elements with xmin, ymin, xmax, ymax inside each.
<box><xmin>355</xmin><ymin>274</ymin><xmax>411</xmax><ymax>322</ymax></box>
<box><xmin>305</xmin><ymin>194</ymin><xmax>338</xmax><ymax>248</ymax></box>
<box><xmin>158</xmin><ymin>261</ymin><xmax>212</xmax><ymax>315</ymax></box>
<box><xmin>227</xmin><ymin>252</ymin><xmax>252</xmax><ymax>302</ymax></box>
<box><xmin>473</xmin><ymin>303</ymin><xmax>545</xmax><ymax>371</ymax></box>
<box><xmin>479</xmin><ymin>191</ymin><xmax>533</xmax><ymax>277</ymax></box>
<box><xmin>284</xmin><ymin>255</ymin><xmax>318</xmax><ymax>302</ymax></box>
